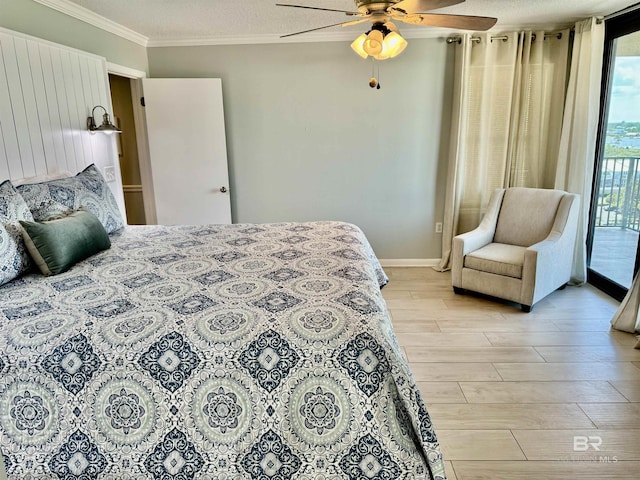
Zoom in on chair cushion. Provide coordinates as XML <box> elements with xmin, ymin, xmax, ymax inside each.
<box><xmin>494</xmin><ymin>188</ymin><xmax>565</xmax><ymax>247</ymax></box>
<box><xmin>464</xmin><ymin>243</ymin><xmax>526</xmax><ymax>279</ymax></box>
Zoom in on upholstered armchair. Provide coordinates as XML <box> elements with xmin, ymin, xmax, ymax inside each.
<box><xmin>452</xmin><ymin>187</ymin><xmax>580</xmax><ymax>312</ymax></box>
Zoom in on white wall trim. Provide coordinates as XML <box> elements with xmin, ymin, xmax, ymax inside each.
<box><xmin>379</xmin><ymin>259</ymin><xmax>441</xmax><ymax>267</ymax></box>
<box><xmin>32</xmin><ymin>0</ymin><xmax>149</xmax><ymax>47</ymax></box>
<box><xmin>107</xmin><ymin>62</ymin><xmax>147</xmax><ymax>79</ymax></box>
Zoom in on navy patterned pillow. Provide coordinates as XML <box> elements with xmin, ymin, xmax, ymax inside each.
<box><xmin>0</xmin><ymin>180</ymin><xmax>34</xmax><ymax>285</ymax></box>
<box><xmin>17</xmin><ymin>164</ymin><xmax>124</xmax><ymax>234</ymax></box>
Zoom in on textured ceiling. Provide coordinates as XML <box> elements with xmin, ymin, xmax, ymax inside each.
<box><xmin>66</xmin><ymin>0</ymin><xmax>637</xmax><ymax>44</ymax></box>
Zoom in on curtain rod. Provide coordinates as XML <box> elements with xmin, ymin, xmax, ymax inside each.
<box><xmin>444</xmin><ymin>3</ymin><xmax>640</xmax><ymax>45</ymax></box>
<box><xmin>604</xmin><ymin>1</ymin><xmax>640</xmax><ymax>20</ymax></box>
<box><xmin>446</xmin><ymin>32</ymin><xmax>564</xmax><ymax>45</ymax></box>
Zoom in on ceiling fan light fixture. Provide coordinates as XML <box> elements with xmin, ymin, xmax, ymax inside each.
<box><xmin>351</xmin><ymin>33</ymin><xmax>369</xmax><ymax>58</ymax></box>
<box><xmin>382</xmin><ymin>31</ymin><xmax>407</xmax><ymax>58</ymax></box>
<box><xmin>278</xmin><ymin>1</ymin><xmax>498</xmax><ymax>64</ymax></box>
<box><xmin>351</xmin><ymin>23</ymin><xmax>408</xmax><ymax>61</ymax></box>
<box><xmin>384</xmin><ymin>21</ymin><xmax>399</xmax><ymax>33</ymax></box>
<box><xmin>363</xmin><ymin>29</ymin><xmax>384</xmax><ymax>56</ymax></box>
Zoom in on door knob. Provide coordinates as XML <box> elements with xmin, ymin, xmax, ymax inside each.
<box><xmin>220</xmin><ymin>186</ymin><xmax>227</xmax><ymax>193</ymax></box>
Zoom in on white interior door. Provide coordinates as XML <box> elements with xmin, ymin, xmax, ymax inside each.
<box><xmin>142</xmin><ymin>78</ymin><xmax>231</xmax><ymax>225</ymax></box>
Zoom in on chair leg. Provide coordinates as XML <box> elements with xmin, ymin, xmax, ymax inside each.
<box><xmin>557</xmin><ymin>283</ymin><xmax>568</xmax><ymax>291</ymax></box>
<box><xmin>521</xmin><ymin>304</ymin><xmax>532</xmax><ymax>313</ymax></box>
<box><xmin>453</xmin><ymin>287</ymin><xmax>465</xmax><ymax>295</ymax></box>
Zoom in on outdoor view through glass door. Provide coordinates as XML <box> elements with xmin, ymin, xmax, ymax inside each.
<box><xmin>590</xmin><ymin>26</ymin><xmax>640</xmax><ymax>298</ymax></box>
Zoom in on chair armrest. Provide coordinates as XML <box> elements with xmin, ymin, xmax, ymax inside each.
<box><xmin>453</xmin><ymin>188</ymin><xmax>505</xmax><ymax>256</ymax></box>
<box><xmin>452</xmin><ymin>228</ymin><xmax>495</xmax><ymax>286</ymax></box>
<box><xmin>525</xmin><ymin>231</ymin><xmax>564</xmax><ymax>265</ymax></box>
<box><xmin>523</xmin><ymin>193</ymin><xmax>579</xmax><ymax>273</ymax></box>
<box><xmin>454</xmin><ymin>227</ymin><xmax>494</xmax><ymax>256</ymax></box>
<box><xmin>451</xmin><ymin>189</ymin><xmax>505</xmax><ymax>286</ymax></box>
<box><xmin>521</xmin><ymin>193</ymin><xmax>580</xmax><ymax>305</ymax></box>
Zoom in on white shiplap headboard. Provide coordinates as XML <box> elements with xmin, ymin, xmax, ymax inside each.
<box><xmin>0</xmin><ymin>27</ymin><xmax>125</xmax><ymax>217</ymax></box>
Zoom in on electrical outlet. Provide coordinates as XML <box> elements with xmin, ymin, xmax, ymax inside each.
<box><xmin>435</xmin><ymin>222</ymin><xmax>443</xmax><ymax>233</ymax></box>
<box><xmin>103</xmin><ymin>166</ymin><xmax>117</xmax><ymax>183</ymax></box>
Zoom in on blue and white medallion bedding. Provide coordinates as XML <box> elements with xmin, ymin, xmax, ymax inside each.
<box><xmin>0</xmin><ymin>221</ymin><xmax>446</xmax><ymax>479</ymax></box>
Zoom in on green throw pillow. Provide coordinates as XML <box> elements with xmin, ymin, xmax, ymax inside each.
<box><xmin>19</xmin><ymin>208</ymin><xmax>111</xmax><ymax>276</ymax></box>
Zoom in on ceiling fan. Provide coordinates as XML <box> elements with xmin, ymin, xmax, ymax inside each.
<box><xmin>277</xmin><ymin>0</ymin><xmax>497</xmax><ymax>60</ymax></box>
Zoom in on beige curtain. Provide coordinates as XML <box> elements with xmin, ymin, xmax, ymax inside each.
<box><xmin>436</xmin><ymin>30</ymin><xmax>570</xmax><ymax>271</ymax></box>
<box><xmin>554</xmin><ymin>17</ymin><xmax>605</xmax><ymax>283</ymax></box>
<box><xmin>436</xmin><ymin>35</ymin><xmax>472</xmax><ymax>272</ymax></box>
<box><xmin>611</xmin><ymin>272</ymin><xmax>640</xmax><ymax>333</ymax></box>
<box><xmin>611</xmin><ymin>271</ymin><xmax>640</xmax><ymax>349</ymax></box>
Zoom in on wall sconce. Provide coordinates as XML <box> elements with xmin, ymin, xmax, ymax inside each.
<box><xmin>87</xmin><ymin>105</ymin><xmax>121</xmax><ymax>135</ymax></box>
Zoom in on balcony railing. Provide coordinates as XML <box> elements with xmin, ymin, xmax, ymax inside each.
<box><xmin>596</xmin><ymin>156</ymin><xmax>640</xmax><ymax>231</ymax></box>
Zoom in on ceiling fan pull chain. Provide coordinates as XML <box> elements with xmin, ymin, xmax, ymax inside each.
<box><xmin>369</xmin><ymin>57</ymin><xmax>379</xmax><ymax>89</ymax></box>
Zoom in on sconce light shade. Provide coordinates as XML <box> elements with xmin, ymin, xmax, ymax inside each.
<box><xmin>350</xmin><ymin>23</ymin><xmax>408</xmax><ymax>61</ymax></box>
<box><xmin>87</xmin><ymin>105</ymin><xmax>121</xmax><ymax>135</ymax></box>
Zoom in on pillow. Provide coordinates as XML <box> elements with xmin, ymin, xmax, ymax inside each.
<box><xmin>12</xmin><ymin>171</ymin><xmax>72</xmax><ymax>186</ymax></box>
<box><xmin>0</xmin><ymin>180</ymin><xmax>34</xmax><ymax>285</ymax></box>
<box><xmin>20</xmin><ymin>208</ymin><xmax>111</xmax><ymax>276</ymax></box>
<box><xmin>17</xmin><ymin>164</ymin><xmax>124</xmax><ymax>234</ymax></box>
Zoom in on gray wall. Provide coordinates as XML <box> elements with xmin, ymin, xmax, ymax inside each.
<box><xmin>149</xmin><ymin>39</ymin><xmax>453</xmax><ymax>259</ymax></box>
<box><xmin>0</xmin><ymin>0</ymin><xmax>148</xmax><ymax>72</ymax></box>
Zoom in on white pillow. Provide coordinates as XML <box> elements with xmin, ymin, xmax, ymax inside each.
<box><xmin>12</xmin><ymin>171</ymin><xmax>73</xmax><ymax>186</ymax></box>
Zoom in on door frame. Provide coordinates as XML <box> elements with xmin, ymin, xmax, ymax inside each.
<box><xmin>587</xmin><ymin>9</ymin><xmax>640</xmax><ymax>301</ymax></box>
<box><xmin>106</xmin><ymin>62</ymin><xmax>157</xmax><ymax>224</ymax></box>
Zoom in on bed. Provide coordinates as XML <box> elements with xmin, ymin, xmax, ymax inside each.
<box><xmin>0</xmin><ymin>171</ymin><xmax>446</xmax><ymax>479</ymax></box>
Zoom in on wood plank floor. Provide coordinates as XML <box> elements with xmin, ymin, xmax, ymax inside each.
<box><xmin>385</xmin><ymin>267</ymin><xmax>640</xmax><ymax>480</ymax></box>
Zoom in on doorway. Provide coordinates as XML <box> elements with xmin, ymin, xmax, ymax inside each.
<box><xmin>109</xmin><ymin>73</ymin><xmax>146</xmax><ymax>225</ymax></box>
<box><xmin>588</xmin><ymin>10</ymin><xmax>640</xmax><ymax>300</ymax></box>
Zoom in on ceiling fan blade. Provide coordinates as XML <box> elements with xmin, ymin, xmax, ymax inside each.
<box><xmin>276</xmin><ymin>4</ymin><xmax>359</xmax><ymax>15</ymax></box>
<box><xmin>281</xmin><ymin>21</ymin><xmax>357</xmax><ymax>38</ymax></box>
<box><xmin>341</xmin><ymin>18</ymin><xmax>370</xmax><ymax>27</ymax></box>
<box><xmin>397</xmin><ymin>13</ymin><xmax>497</xmax><ymax>30</ymax></box>
<box><xmin>392</xmin><ymin>0</ymin><xmax>465</xmax><ymax>14</ymax></box>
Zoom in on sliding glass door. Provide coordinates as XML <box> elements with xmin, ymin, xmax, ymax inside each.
<box><xmin>588</xmin><ymin>11</ymin><xmax>640</xmax><ymax>300</ymax></box>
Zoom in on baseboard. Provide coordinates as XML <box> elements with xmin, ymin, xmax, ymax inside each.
<box><xmin>379</xmin><ymin>259</ymin><xmax>441</xmax><ymax>267</ymax></box>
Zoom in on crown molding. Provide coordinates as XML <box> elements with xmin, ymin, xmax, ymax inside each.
<box><xmin>145</xmin><ymin>22</ymin><xmax>579</xmax><ymax>48</ymax></box>
<box><xmin>146</xmin><ymin>27</ymin><xmax>449</xmax><ymax>48</ymax></box>
<box><xmin>34</xmin><ymin>0</ymin><xmax>568</xmax><ymax>50</ymax></box>
<box><xmin>33</xmin><ymin>0</ymin><xmax>149</xmax><ymax>47</ymax></box>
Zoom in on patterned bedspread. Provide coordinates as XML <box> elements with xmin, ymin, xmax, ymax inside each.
<box><xmin>0</xmin><ymin>221</ymin><xmax>445</xmax><ymax>479</ymax></box>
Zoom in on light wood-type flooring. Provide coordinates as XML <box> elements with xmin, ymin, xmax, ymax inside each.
<box><xmin>385</xmin><ymin>267</ymin><xmax>640</xmax><ymax>480</ymax></box>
